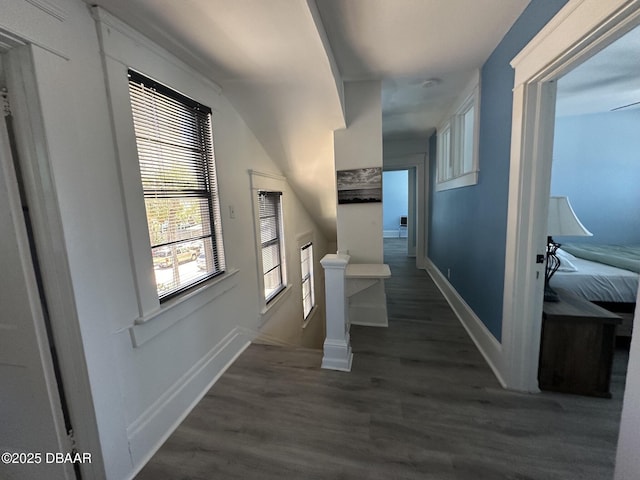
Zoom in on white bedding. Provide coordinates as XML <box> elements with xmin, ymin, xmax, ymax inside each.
<box><xmin>550</xmin><ymin>256</ymin><xmax>639</xmax><ymax>303</ymax></box>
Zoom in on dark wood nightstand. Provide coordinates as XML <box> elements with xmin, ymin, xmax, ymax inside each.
<box><xmin>538</xmin><ymin>288</ymin><xmax>622</xmax><ymax>397</ymax></box>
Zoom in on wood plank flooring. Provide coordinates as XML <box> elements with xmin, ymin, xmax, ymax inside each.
<box><xmin>137</xmin><ymin>239</ymin><xmax>627</xmax><ymax>479</ymax></box>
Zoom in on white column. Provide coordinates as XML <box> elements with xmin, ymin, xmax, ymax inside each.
<box><xmin>320</xmin><ymin>253</ymin><xmax>353</xmax><ymax>372</ymax></box>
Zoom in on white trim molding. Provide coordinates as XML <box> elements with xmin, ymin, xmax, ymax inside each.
<box><xmin>502</xmin><ymin>0</ymin><xmax>640</xmax><ymax>391</ymax></box>
<box><xmin>129</xmin><ymin>269</ymin><xmax>240</xmax><ymax>347</ymax></box>
<box><xmin>91</xmin><ymin>7</ymin><xmax>222</xmax><ymax>95</ymax></box>
<box><xmin>435</xmin><ymin>70</ymin><xmax>480</xmax><ymax>192</ymax></box>
<box><xmin>24</xmin><ymin>0</ymin><xmax>67</xmax><ymax>21</ymax></box>
<box><xmin>426</xmin><ymin>259</ymin><xmax>506</xmax><ymax>387</ymax></box>
<box><xmin>383</xmin><ymin>154</ymin><xmax>428</xmax><ymax>268</ymax></box>
<box><xmin>4</xmin><ymin>44</ymin><xmax>105</xmax><ymax>478</ymax></box>
<box><xmin>127</xmin><ymin>327</ymin><xmax>251</xmax><ymax>479</ymax></box>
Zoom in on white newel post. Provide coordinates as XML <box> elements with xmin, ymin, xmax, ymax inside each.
<box><xmin>320</xmin><ymin>253</ymin><xmax>353</xmax><ymax>372</ymax></box>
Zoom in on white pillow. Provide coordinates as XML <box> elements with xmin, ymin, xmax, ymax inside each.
<box><xmin>556</xmin><ymin>249</ymin><xmax>578</xmax><ymax>272</ymax></box>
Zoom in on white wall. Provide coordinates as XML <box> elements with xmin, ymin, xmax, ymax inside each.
<box><xmin>383</xmin><ymin>138</ymin><xmax>429</xmax><ymax>158</ymax></box>
<box><xmin>334</xmin><ymin>80</ymin><xmax>383</xmax><ymax>263</ymax></box>
<box><xmin>1</xmin><ymin>1</ymin><xmax>329</xmax><ymax>478</ymax></box>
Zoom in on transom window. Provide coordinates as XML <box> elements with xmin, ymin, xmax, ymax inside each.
<box><xmin>128</xmin><ymin>69</ymin><xmax>225</xmax><ymax>301</ymax></box>
<box><xmin>258</xmin><ymin>191</ymin><xmax>285</xmax><ymax>302</ymax></box>
<box><xmin>436</xmin><ymin>71</ymin><xmax>480</xmax><ymax>191</ymax></box>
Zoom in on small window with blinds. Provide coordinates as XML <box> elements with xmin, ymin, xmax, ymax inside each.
<box><xmin>258</xmin><ymin>191</ymin><xmax>285</xmax><ymax>303</ymax></box>
<box><xmin>300</xmin><ymin>242</ymin><xmax>315</xmax><ymax>320</ymax></box>
<box><xmin>128</xmin><ymin>69</ymin><xmax>225</xmax><ymax>301</ymax></box>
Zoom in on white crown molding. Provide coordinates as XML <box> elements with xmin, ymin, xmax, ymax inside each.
<box><xmin>25</xmin><ymin>0</ymin><xmax>67</xmax><ymax>22</ymax></box>
<box><xmin>0</xmin><ymin>24</ymin><xmax>69</xmax><ymax>60</ymax></box>
<box><xmin>91</xmin><ymin>6</ymin><xmax>222</xmax><ymax>95</ymax></box>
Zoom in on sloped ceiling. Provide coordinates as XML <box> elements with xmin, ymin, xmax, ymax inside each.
<box><xmin>88</xmin><ymin>0</ymin><xmax>530</xmax><ymax>240</ymax></box>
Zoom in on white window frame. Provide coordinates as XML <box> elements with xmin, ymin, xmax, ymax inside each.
<box><xmin>258</xmin><ymin>191</ymin><xmax>286</xmax><ymax>303</ymax></box>
<box><xmin>300</xmin><ymin>241</ymin><xmax>315</xmax><ymax>322</ymax></box>
<box><xmin>249</xmin><ymin>170</ymin><xmax>291</xmax><ymax>314</ymax></box>
<box><xmin>437</xmin><ymin>122</ymin><xmax>452</xmax><ymax>183</ymax></box>
<box><xmin>436</xmin><ymin>70</ymin><xmax>480</xmax><ymax>191</ymax></box>
<box><xmin>95</xmin><ymin>8</ymin><xmax>238</xmax><ymax>338</ymax></box>
<box><xmin>127</xmin><ymin>69</ymin><xmax>226</xmax><ymax>302</ymax></box>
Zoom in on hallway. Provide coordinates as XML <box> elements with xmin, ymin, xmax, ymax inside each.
<box><xmin>137</xmin><ymin>239</ymin><xmax>624</xmax><ymax>479</ymax></box>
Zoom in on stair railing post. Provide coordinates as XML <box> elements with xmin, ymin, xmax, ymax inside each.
<box><xmin>320</xmin><ymin>253</ymin><xmax>352</xmax><ymax>371</ymax></box>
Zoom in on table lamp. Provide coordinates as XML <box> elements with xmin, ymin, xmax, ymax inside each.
<box><xmin>545</xmin><ymin>196</ymin><xmax>592</xmax><ymax>302</ymax></box>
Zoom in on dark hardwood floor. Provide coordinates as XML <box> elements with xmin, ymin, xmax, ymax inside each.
<box><xmin>137</xmin><ymin>238</ymin><xmax>627</xmax><ymax>479</ymax></box>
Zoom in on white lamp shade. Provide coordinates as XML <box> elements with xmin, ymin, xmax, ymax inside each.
<box><xmin>547</xmin><ymin>196</ymin><xmax>592</xmax><ymax>237</ymax></box>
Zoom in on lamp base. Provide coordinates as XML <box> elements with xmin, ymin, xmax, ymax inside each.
<box><xmin>544</xmin><ymin>284</ymin><xmax>559</xmax><ymax>303</ymax></box>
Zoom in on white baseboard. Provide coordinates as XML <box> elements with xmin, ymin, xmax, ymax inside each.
<box><xmin>425</xmin><ymin>259</ymin><xmax>506</xmax><ymax>387</ymax></box>
<box><xmin>127</xmin><ymin>327</ymin><xmax>251</xmax><ymax>478</ymax></box>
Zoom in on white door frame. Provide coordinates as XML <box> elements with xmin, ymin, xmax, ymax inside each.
<box><xmin>383</xmin><ymin>153</ymin><xmax>428</xmax><ymax>268</ymax></box>
<box><xmin>502</xmin><ymin>0</ymin><xmax>640</xmax><ymax>391</ymax></box>
<box><xmin>5</xmin><ymin>44</ymin><xmax>105</xmax><ymax>478</ymax></box>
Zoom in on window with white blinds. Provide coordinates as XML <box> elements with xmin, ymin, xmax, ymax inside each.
<box><xmin>128</xmin><ymin>69</ymin><xmax>225</xmax><ymax>301</ymax></box>
<box><xmin>300</xmin><ymin>242</ymin><xmax>314</xmax><ymax>320</ymax></box>
<box><xmin>258</xmin><ymin>191</ymin><xmax>285</xmax><ymax>302</ymax></box>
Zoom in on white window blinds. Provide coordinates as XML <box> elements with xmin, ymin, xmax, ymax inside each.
<box><xmin>258</xmin><ymin>191</ymin><xmax>285</xmax><ymax>302</ymax></box>
<box><xmin>300</xmin><ymin>242</ymin><xmax>314</xmax><ymax>319</ymax></box>
<box><xmin>128</xmin><ymin>69</ymin><xmax>225</xmax><ymax>301</ymax></box>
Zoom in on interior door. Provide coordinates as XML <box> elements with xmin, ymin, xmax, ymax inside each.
<box><xmin>0</xmin><ymin>95</ymin><xmax>74</xmax><ymax>479</ymax></box>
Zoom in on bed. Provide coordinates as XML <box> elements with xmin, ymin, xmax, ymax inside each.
<box><xmin>549</xmin><ymin>243</ymin><xmax>639</xmax><ymax>336</ymax></box>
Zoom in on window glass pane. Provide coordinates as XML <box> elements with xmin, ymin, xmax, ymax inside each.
<box><xmin>264</xmin><ymin>266</ymin><xmax>283</xmax><ymax>301</ymax></box>
<box><xmin>259</xmin><ymin>192</ymin><xmax>284</xmax><ymax>302</ymax></box>
<box><xmin>152</xmin><ymin>238</ymin><xmax>212</xmax><ymax>297</ymax></box>
<box><xmin>462</xmin><ymin>106</ymin><xmax>475</xmax><ymax>174</ymax></box>
<box><xmin>128</xmin><ymin>70</ymin><xmax>225</xmax><ymax>301</ymax></box>
<box><xmin>261</xmin><ymin>243</ymin><xmax>281</xmax><ymax>274</ymax></box>
<box><xmin>145</xmin><ymin>198</ymin><xmax>212</xmax><ymax>247</ymax></box>
<box><xmin>300</xmin><ymin>243</ymin><xmax>314</xmax><ymax>319</ymax></box>
<box><xmin>438</xmin><ymin>127</ymin><xmax>451</xmax><ymax>181</ymax></box>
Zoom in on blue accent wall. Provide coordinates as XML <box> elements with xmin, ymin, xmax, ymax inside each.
<box><xmin>383</xmin><ymin>170</ymin><xmax>409</xmax><ymax>231</ymax></box>
<box><xmin>427</xmin><ymin>0</ymin><xmax>568</xmax><ymax>341</ymax></box>
<box><xmin>552</xmin><ymin>110</ymin><xmax>640</xmax><ymax>245</ymax></box>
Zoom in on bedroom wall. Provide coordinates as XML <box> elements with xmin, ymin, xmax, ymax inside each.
<box><xmin>2</xmin><ymin>2</ymin><xmax>329</xmax><ymax>478</ymax></box>
<box><xmin>551</xmin><ymin>110</ymin><xmax>640</xmax><ymax>245</ymax></box>
<box><xmin>382</xmin><ymin>170</ymin><xmax>408</xmax><ymax>237</ymax></box>
<box><xmin>427</xmin><ymin>0</ymin><xmax>568</xmax><ymax>341</ymax></box>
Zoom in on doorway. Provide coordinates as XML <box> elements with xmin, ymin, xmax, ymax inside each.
<box><xmin>0</xmin><ymin>43</ymin><xmax>103</xmax><ymax>479</ymax></box>
<box><xmin>382</xmin><ymin>151</ymin><xmax>427</xmax><ymax>269</ymax></box>
<box><xmin>0</xmin><ymin>52</ymin><xmax>77</xmax><ymax>480</ymax></box>
<box><xmin>502</xmin><ymin>0</ymin><xmax>640</xmax><ymax>393</ymax></box>
<box><xmin>382</xmin><ymin>169</ymin><xmax>410</xmax><ymax>252</ymax></box>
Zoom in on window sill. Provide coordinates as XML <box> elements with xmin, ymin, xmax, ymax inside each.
<box><xmin>260</xmin><ymin>284</ymin><xmax>293</xmax><ymax>323</ymax></box>
<box><xmin>436</xmin><ymin>171</ymin><xmax>478</xmax><ymax>192</ymax></box>
<box><xmin>129</xmin><ymin>268</ymin><xmax>239</xmax><ymax>347</ymax></box>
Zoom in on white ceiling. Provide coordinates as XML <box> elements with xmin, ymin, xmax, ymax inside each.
<box><xmin>315</xmin><ymin>0</ymin><xmax>529</xmax><ymax>139</ymax></box>
<box><xmin>556</xmin><ymin>24</ymin><xmax>640</xmax><ymax>117</ymax></box>
<box><xmin>89</xmin><ymin>0</ymin><xmax>530</xmax><ymax>239</ymax></box>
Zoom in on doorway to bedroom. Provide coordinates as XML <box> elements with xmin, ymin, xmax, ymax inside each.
<box><xmin>540</xmin><ymin>23</ymin><xmax>640</xmax><ymax>398</ymax></box>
